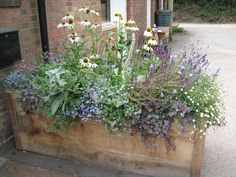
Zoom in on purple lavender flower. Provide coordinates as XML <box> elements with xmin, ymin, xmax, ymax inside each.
<box><xmin>149</xmin><ymin>64</ymin><xmax>156</xmax><ymax>76</ymax></box>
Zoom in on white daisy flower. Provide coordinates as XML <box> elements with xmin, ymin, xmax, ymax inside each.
<box><xmin>69</xmin><ymin>36</ymin><xmax>80</xmax><ymax>43</ymax></box>
<box><xmin>148</xmin><ymin>36</ymin><xmax>158</xmax><ymax>46</ymax></box>
<box><xmin>67</xmin><ymin>32</ymin><xmax>78</xmax><ymax>38</ymax></box>
<box><xmin>128</xmin><ymin>18</ymin><xmax>136</xmax><ymax>25</ymax></box>
<box><xmin>90</xmin><ymin>10</ymin><xmax>99</xmax><ymax>16</ymax></box>
<box><xmin>79</xmin><ymin>7</ymin><xmax>89</xmax><ymax>12</ymax></box>
<box><xmin>114</xmin><ymin>13</ymin><xmax>123</xmax><ymax>21</ymax></box>
<box><xmin>57</xmin><ymin>22</ymin><xmax>68</xmax><ymax>28</ymax></box>
<box><xmin>143</xmin><ymin>43</ymin><xmax>153</xmax><ymax>52</ymax></box>
<box><xmin>91</xmin><ymin>24</ymin><xmax>100</xmax><ymax>29</ymax></box>
<box><xmin>67</xmin><ymin>23</ymin><xmax>75</xmax><ymax>30</ymax></box>
<box><xmin>90</xmin><ymin>54</ymin><xmax>100</xmax><ymax>59</ymax></box>
<box><xmin>88</xmin><ymin>62</ymin><xmax>98</xmax><ymax>68</ymax></box>
<box><xmin>66</xmin><ymin>18</ymin><xmax>75</xmax><ymax>30</ymax></box>
<box><xmin>144</xmin><ymin>27</ymin><xmax>153</xmax><ymax>37</ymax></box>
<box><xmin>124</xmin><ymin>22</ymin><xmax>139</xmax><ymax>32</ymax></box>
<box><xmin>63</xmin><ymin>14</ymin><xmax>75</xmax><ymax>21</ymax></box>
<box><xmin>124</xmin><ymin>22</ymin><xmax>130</xmax><ymax>29</ymax></box>
<box><xmin>79</xmin><ymin>57</ymin><xmax>90</xmax><ymax>67</ymax></box>
<box><xmin>80</xmin><ymin>20</ymin><xmax>91</xmax><ymax>27</ymax></box>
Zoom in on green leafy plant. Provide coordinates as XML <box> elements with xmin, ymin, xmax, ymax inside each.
<box><xmin>172</xmin><ymin>24</ymin><xmax>185</xmax><ymax>34</ymax></box>
<box><xmin>2</xmin><ymin>8</ymin><xmax>226</xmax><ymax>147</ymax></box>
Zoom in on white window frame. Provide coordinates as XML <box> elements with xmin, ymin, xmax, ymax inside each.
<box><xmin>101</xmin><ymin>0</ymin><xmax>127</xmax><ymax>30</ymax></box>
<box><xmin>147</xmin><ymin>0</ymin><xmax>151</xmax><ymax>27</ymax></box>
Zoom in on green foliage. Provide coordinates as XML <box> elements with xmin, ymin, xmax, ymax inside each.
<box><xmin>95</xmin><ymin>76</ymin><xmax>140</xmax><ymax>131</ymax></box>
<box><xmin>174</xmin><ymin>0</ymin><xmax>236</xmax><ymax>23</ymax></box>
<box><xmin>3</xmin><ymin>9</ymin><xmax>225</xmax><ymax>144</ymax></box>
<box><xmin>175</xmin><ymin>0</ymin><xmax>236</xmax><ymax>7</ymax></box>
<box><xmin>172</xmin><ymin>24</ymin><xmax>185</xmax><ymax>34</ymax></box>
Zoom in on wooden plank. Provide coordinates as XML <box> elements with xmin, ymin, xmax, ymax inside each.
<box><xmin>5</xmin><ymin>91</ymin><xmax>206</xmax><ymax>177</ymax></box>
<box><xmin>5</xmin><ymin>91</ymin><xmax>22</xmax><ymax>149</ymax></box>
<box><xmin>190</xmin><ymin>131</ymin><xmax>206</xmax><ymax>177</ymax></box>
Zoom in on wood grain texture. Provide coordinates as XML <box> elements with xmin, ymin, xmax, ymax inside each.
<box><xmin>5</xmin><ymin>91</ymin><xmax>205</xmax><ymax>177</ymax></box>
<box><xmin>191</xmin><ymin>131</ymin><xmax>206</xmax><ymax>177</ymax></box>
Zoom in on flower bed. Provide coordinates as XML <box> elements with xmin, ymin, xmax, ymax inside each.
<box><xmin>1</xmin><ymin>8</ymin><xmax>225</xmax><ymax>177</ymax></box>
<box><xmin>6</xmin><ymin>90</ymin><xmax>204</xmax><ymax>177</ymax></box>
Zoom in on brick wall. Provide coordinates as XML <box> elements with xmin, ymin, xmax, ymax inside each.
<box><xmin>45</xmin><ymin>0</ymin><xmax>101</xmax><ymax>47</ymax></box>
<box><xmin>127</xmin><ymin>0</ymin><xmax>147</xmax><ymax>43</ymax></box>
<box><xmin>0</xmin><ymin>0</ymin><xmax>41</xmax><ymax>145</ymax></box>
<box><xmin>0</xmin><ymin>0</ymin><xmax>102</xmax><ymax>145</ymax></box>
<box><xmin>0</xmin><ymin>0</ymin><xmax>102</xmax><ymax>61</ymax></box>
<box><xmin>0</xmin><ymin>0</ymin><xmax>41</xmax><ymax>62</ymax></box>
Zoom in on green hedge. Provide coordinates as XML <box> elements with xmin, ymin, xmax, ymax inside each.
<box><xmin>175</xmin><ymin>0</ymin><xmax>236</xmax><ymax>7</ymax></box>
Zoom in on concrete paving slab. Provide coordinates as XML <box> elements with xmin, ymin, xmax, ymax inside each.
<box><xmin>0</xmin><ymin>161</ymin><xmax>75</xmax><ymax>177</ymax></box>
<box><xmin>0</xmin><ymin>140</ymin><xmax>150</xmax><ymax>177</ymax></box>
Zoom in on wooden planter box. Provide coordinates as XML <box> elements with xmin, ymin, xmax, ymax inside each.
<box><xmin>5</xmin><ymin>91</ymin><xmax>205</xmax><ymax>177</ymax></box>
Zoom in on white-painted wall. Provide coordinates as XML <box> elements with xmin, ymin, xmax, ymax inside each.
<box><xmin>147</xmin><ymin>0</ymin><xmax>151</xmax><ymax>27</ymax></box>
<box><xmin>110</xmin><ymin>0</ymin><xmax>127</xmax><ymax>22</ymax></box>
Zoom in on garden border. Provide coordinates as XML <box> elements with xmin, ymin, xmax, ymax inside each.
<box><xmin>5</xmin><ymin>91</ymin><xmax>205</xmax><ymax>177</ymax></box>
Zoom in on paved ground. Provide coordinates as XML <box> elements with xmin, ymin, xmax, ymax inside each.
<box><xmin>170</xmin><ymin>24</ymin><xmax>236</xmax><ymax>177</ymax></box>
<box><xmin>0</xmin><ymin>24</ymin><xmax>236</xmax><ymax>177</ymax></box>
<box><xmin>0</xmin><ymin>141</ymin><xmax>148</xmax><ymax>177</ymax></box>
<box><xmin>0</xmin><ymin>160</ymin><xmax>74</xmax><ymax>177</ymax></box>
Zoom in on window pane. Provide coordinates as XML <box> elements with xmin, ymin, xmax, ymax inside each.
<box><xmin>101</xmin><ymin>0</ymin><xmax>110</xmax><ymax>22</ymax></box>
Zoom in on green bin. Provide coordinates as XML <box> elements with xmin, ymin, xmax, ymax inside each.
<box><xmin>155</xmin><ymin>10</ymin><xmax>172</xmax><ymax>27</ymax></box>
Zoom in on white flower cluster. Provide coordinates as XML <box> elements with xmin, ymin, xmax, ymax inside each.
<box><xmin>143</xmin><ymin>27</ymin><xmax>159</xmax><ymax>53</ymax></box>
<box><xmin>58</xmin><ymin>7</ymin><xmax>101</xmax><ymax>31</ymax></box>
<box><xmin>78</xmin><ymin>7</ymin><xmax>100</xmax><ymax>28</ymax></box>
<box><xmin>57</xmin><ymin>7</ymin><xmax>102</xmax><ymax>45</ymax></box>
<box><xmin>80</xmin><ymin>19</ymin><xmax>91</xmax><ymax>27</ymax></box>
<box><xmin>180</xmin><ymin>84</ymin><xmax>225</xmax><ymax>139</ymax></box>
<box><xmin>79</xmin><ymin>7</ymin><xmax>99</xmax><ymax>16</ymax></box>
<box><xmin>57</xmin><ymin>13</ymin><xmax>75</xmax><ymax>30</ymax></box>
<box><xmin>124</xmin><ymin>18</ymin><xmax>139</xmax><ymax>32</ymax></box>
<box><xmin>67</xmin><ymin>32</ymin><xmax>80</xmax><ymax>43</ymax></box>
<box><xmin>91</xmin><ymin>24</ymin><xmax>100</xmax><ymax>29</ymax></box>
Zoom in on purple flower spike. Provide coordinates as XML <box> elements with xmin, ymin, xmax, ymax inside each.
<box><xmin>149</xmin><ymin>64</ymin><xmax>156</xmax><ymax>76</ymax></box>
